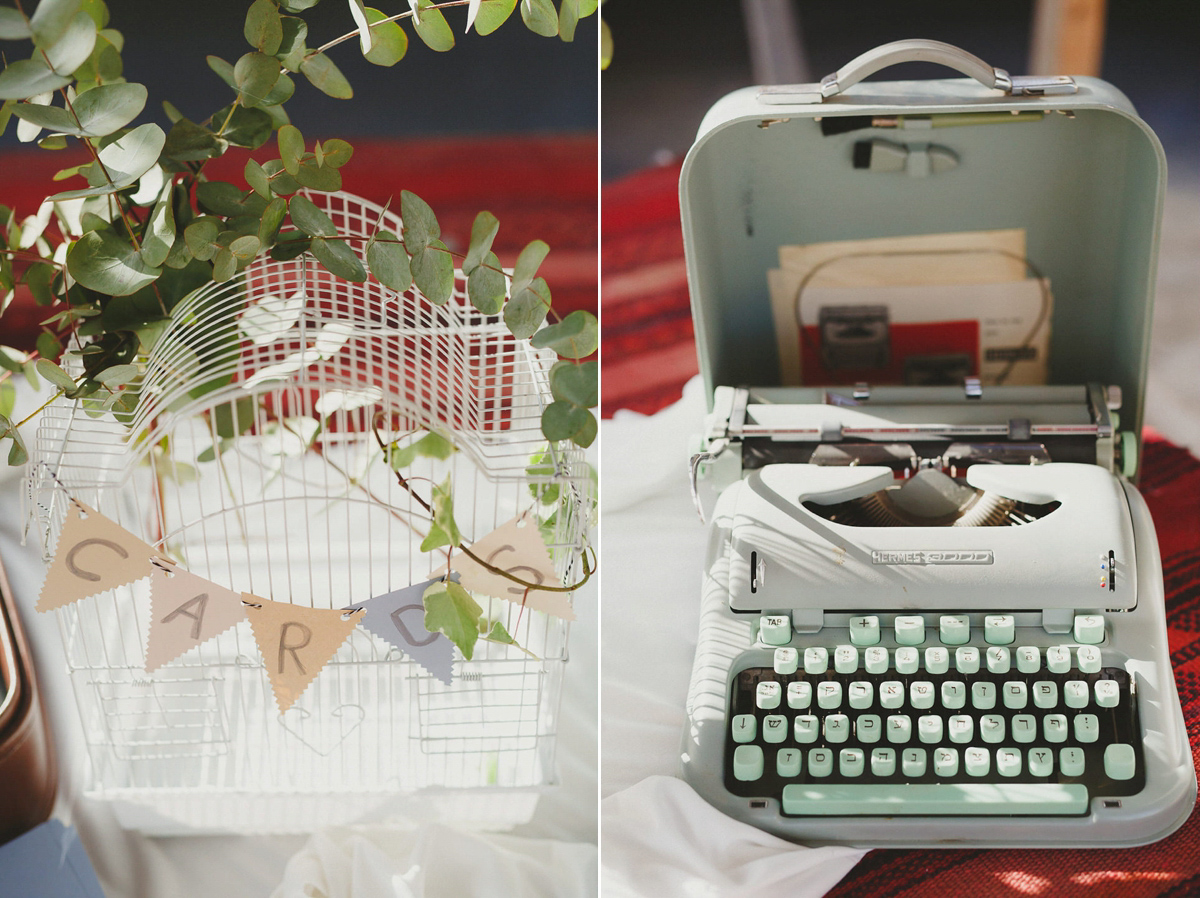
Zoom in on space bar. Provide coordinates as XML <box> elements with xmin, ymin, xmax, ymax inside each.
<box><xmin>781</xmin><ymin>783</ymin><xmax>1090</xmax><ymax>816</ymax></box>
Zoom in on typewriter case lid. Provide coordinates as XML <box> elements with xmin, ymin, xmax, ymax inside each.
<box><xmin>679</xmin><ymin>39</ymin><xmax>1166</xmax><ymax>453</ymax></box>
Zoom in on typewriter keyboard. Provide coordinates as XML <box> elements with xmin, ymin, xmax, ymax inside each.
<box><xmin>725</xmin><ymin>614</ymin><xmax>1144</xmax><ymax>816</ymax></box>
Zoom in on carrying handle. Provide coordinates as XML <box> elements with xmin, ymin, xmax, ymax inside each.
<box><xmin>758</xmin><ymin>39</ymin><xmax>1076</xmax><ymax>105</ymax></box>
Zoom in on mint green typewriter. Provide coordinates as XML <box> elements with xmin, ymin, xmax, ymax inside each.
<box><xmin>677</xmin><ymin>41</ymin><xmax>1196</xmax><ymax>847</ymax></box>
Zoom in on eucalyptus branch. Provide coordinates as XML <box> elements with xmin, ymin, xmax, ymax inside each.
<box><xmin>313</xmin><ymin>0</ymin><xmax>472</xmax><ymax>56</ymax></box>
<box><xmin>370</xmin><ymin>417</ymin><xmax>592</xmax><ymax>593</ymax></box>
<box><xmin>14</xmin><ymin>388</ymin><xmax>64</xmax><ymax>429</ymax></box>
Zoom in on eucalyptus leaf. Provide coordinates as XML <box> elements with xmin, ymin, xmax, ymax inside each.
<box><xmin>94</xmin><ymin>362</ymin><xmax>137</xmax><ymax>386</ymax></box>
<box><xmin>310</xmin><ymin>236</ymin><xmax>366</xmax><ymax>282</ymax></box>
<box><xmin>245</xmin><ymin>158</ymin><xmax>271</xmax><ymax>198</ymax></box>
<box><xmin>289</xmin><ymin>193</ymin><xmax>336</xmax><ymax>236</ymax></box>
<box><xmin>318</xmin><ymin>137</ymin><xmax>352</xmax><ymax>168</ymax></box>
<box><xmin>49</xmin><ymin>122</ymin><xmax>165</xmax><ymax>199</ymax></box>
<box><xmin>558</xmin><ymin>0</ymin><xmax>579</xmax><ymax>42</ymax></box>
<box><xmin>30</xmin><ymin>0</ymin><xmax>81</xmax><ymax>46</ymax></box>
<box><xmin>463</xmin><ymin>210</ymin><xmax>498</xmax><ymax>274</ymax></box>
<box><xmin>511</xmin><ymin>239</ymin><xmax>548</xmax><ymax>295</ymax></box>
<box><xmin>79</xmin><ymin>0</ymin><xmax>107</xmax><ymax>28</ymax></box>
<box><xmin>280</xmin><ymin>0</ymin><xmax>321</xmax><ymax>11</ymax></box>
<box><xmin>0</xmin><ymin>8</ymin><xmax>32</xmax><ymax>40</ymax></box>
<box><xmin>67</xmin><ymin>227</ymin><xmax>161</xmax><ymax>295</ymax></box>
<box><xmin>60</xmin><ymin>81</ymin><xmax>146</xmax><ymax>137</ymax></box>
<box><xmin>212</xmin><ymin>246</ymin><xmax>236</xmax><ymax>282</ymax></box>
<box><xmin>183</xmin><ymin>218</ymin><xmax>220</xmax><ymax>261</ymax></box>
<box><xmin>206</xmin><ymin>54</ymin><xmax>236</xmax><ymax>91</ymax></box>
<box><xmin>1</xmin><ymin>413</ymin><xmax>28</xmax><ymax>466</ymax></box>
<box><xmin>422</xmin><ymin>579</ymin><xmax>481</xmax><ymax>660</ymax></box>
<box><xmin>162</xmin><ymin>117</ymin><xmax>224</xmax><ymax>162</ymax></box>
<box><xmin>0</xmin><ymin>383</ymin><xmax>14</xmax><ymax>419</ymax></box>
<box><xmin>294</xmin><ymin>158</ymin><xmax>340</xmax><ymax>191</ymax></box>
<box><xmin>400</xmin><ymin>189</ymin><xmax>438</xmax><ymax>253</ymax></box>
<box><xmin>276</xmin><ymin>16</ymin><xmax>307</xmax><ymax>62</ymax></box>
<box><xmin>549</xmin><ymin>359</ymin><xmax>597</xmax><ymax>407</ymax></box>
<box><xmin>196</xmin><ymin>179</ymin><xmax>266</xmax><ymax>217</ymax></box>
<box><xmin>234</xmin><ymin>50</ymin><xmax>280</xmax><ymax>107</ymax></box>
<box><xmin>347</xmin><ymin>0</ymin><xmax>373</xmax><ymax>54</ymax></box>
<box><xmin>278</xmin><ymin>123</ymin><xmax>303</xmax><ymax>175</ymax></box>
<box><xmin>410</xmin><ymin>240</ymin><xmax>453</xmax><ymax>305</ymax></box>
<box><xmin>530</xmin><ymin>309</ymin><xmax>597</xmax><ymax>359</ymax></box>
<box><xmin>366</xmin><ymin>229</ymin><xmax>411</xmax><ymax>292</ymax></box>
<box><xmin>474</xmin><ymin>0</ymin><xmax>516</xmax><ymax>35</ymax></box>
<box><xmin>71</xmin><ymin>28</ymin><xmax>120</xmax><ymax>86</ymax></box>
<box><xmin>269</xmin><ymin>230</ymin><xmax>310</xmax><ymax>261</ymax></box>
<box><xmin>503</xmin><ymin>277</ymin><xmax>549</xmax><ymax>338</ymax></box>
<box><xmin>300</xmin><ymin>52</ymin><xmax>352</xmax><ymax>99</ymax></box>
<box><xmin>0</xmin><ymin>58</ymin><xmax>72</xmax><ymax>101</ymax></box>
<box><xmin>214</xmin><ymin>103</ymin><xmax>272</xmax><ymax>149</ymax></box>
<box><xmin>258</xmin><ymin>196</ymin><xmax>287</xmax><ymax>245</ymax></box>
<box><xmin>520</xmin><ymin>0</ymin><xmax>558</xmax><ymax>37</ymax></box>
<box><xmin>229</xmin><ymin>234</ymin><xmax>260</xmax><ymax>261</ymax></box>
<box><xmin>43</xmin><ymin>10</ymin><xmax>95</xmax><ymax>74</ymax></box>
<box><xmin>600</xmin><ymin>16</ymin><xmax>611</xmax><ymax>68</ymax></box>
<box><xmin>419</xmin><ymin>476</ymin><xmax>463</xmax><ymax>551</ymax></box>
<box><xmin>35</xmin><ymin>357</ymin><xmax>77</xmax><ymax>390</ymax></box>
<box><xmin>466</xmin><ymin>251</ymin><xmax>505</xmax><ymax>315</ymax></box>
<box><xmin>140</xmin><ymin>180</ymin><xmax>175</xmax><ymax>268</ymax></box>
<box><xmin>35</xmin><ymin>330</ymin><xmax>61</xmax><ymax>361</ymax></box>
<box><xmin>244</xmin><ymin>0</ymin><xmax>283</xmax><ymax>55</ymax></box>
<box><xmin>260</xmin><ymin>70</ymin><xmax>294</xmax><ymax>106</ymax></box>
<box><xmin>541</xmin><ymin>399</ymin><xmax>595</xmax><ymax>447</ymax></box>
<box><xmin>363</xmin><ymin>7</ymin><xmax>406</xmax><ymax>66</ymax></box>
<box><xmin>412</xmin><ymin>0</ymin><xmax>453</xmax><ymax>51</ymax></box>
<box><xmin>11</xmin><ymin>102</ymin><xmax>75</xmax><ymax>135</ymax></box>
<box><xmin>241</xmin><ymin>291</ymin><xmax>304</xmax><ymax>344</ymax></box>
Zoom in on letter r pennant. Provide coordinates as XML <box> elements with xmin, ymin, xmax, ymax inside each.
<box><xmin>246</xmin><ymin>598</ymin><xmax>360</xmax><ymax>713</ymax></box>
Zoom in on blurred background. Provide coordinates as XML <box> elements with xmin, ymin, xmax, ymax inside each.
<box><xmin>600</xmin><ymin>0</ymin><xmax>1200</xmax><ymax>454</ymax></box>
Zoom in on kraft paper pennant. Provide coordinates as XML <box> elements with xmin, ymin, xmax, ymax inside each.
<box><xmin>246</xmin><ymin>597</ymin><xmax>360</xmax><ymax>712</ymax></box>
<box><xmin>144</xmin><ymin>566</ymin><xmax>248</xmax><ymax>671</ymax></box>
<box><xmin>440</xmin><ymin>514</ymin><xmax>575</xmax><ymax>620</ymax></box>
<box><xmin>354</xmin><ymin>576</ymin><xmax>455</xmax><ymax>684</ymax></box>
<box><xmin>38</xmin><ymin>502</ymin><xmax>163</xmax><ymax>613</ymax></box>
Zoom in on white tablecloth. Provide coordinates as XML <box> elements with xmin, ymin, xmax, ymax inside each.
<box><xmin>599</xmin><ymin>378</ymin><xmax>865</xmax><ymax>897</ymax></box>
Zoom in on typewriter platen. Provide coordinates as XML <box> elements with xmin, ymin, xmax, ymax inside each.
<box><xmin>680</xmin><ymin>383</ymin><xmax>1195</xmax><ymax>846</ymax></box>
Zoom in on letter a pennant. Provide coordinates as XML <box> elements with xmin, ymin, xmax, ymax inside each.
<box><xmin>246</xmin><ymin>598</ymin><xmax>359</xmax><ymax>712</ymax></box>
<box><xmin>144</xmin><ymin>566</ymin><xmax>248</xmax><ymax>671</ymax></box>
<box><xmin>38</xmin><ymin>502</ymin><xmax>163</xmax><ymax>613</ymax></box>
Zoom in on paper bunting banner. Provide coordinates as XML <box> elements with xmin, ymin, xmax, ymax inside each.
<box><xmin>439</xmin><ymin>514</ymin><xmax>574</xmax><ymax>620</ymax></box>
<box><xmin>144</xmin><ymin>565</ymin><xmax>248</xmax><ymax>672</ymax></box>
<box><xmin>246</xmin><ymin>598</ymin><xmax>360</xmax><ymax>712</ymax></box>
<box><xmin>38</xmin><ymin>502</ymin><xmax>162</xmax><ymax>613</ymax></box>
<box><xmin>354</xmin><ymin>576</ymin><xmax>455</xmax><ymax>684</ymax></box>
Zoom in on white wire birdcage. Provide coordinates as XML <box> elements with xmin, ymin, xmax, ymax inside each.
<box><xmin>24</xmin><ymin>191</ymin><xmax>592</xmax><ymax>834</ymax></box>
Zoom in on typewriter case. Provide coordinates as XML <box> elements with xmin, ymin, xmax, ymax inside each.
<box><xmin>677</xmin><ymin>40</ymin><xmax>1196</xmax><ymax>846</ymax></box>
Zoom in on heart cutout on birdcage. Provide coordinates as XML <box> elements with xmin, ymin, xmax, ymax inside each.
<box><xmin>278</xmin><ymin>703</ymin><xmax>366</xmax><ymax>756</ymax></box>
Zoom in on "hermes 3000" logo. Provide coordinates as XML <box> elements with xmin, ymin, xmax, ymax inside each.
<box><xmin>871</xmin><ymin>550</ymin><xmax>994</xmax><ymax>565</ymax></box>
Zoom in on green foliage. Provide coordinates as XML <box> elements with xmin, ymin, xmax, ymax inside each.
<box><xmin>530</xmin><ymin>309</ymin><xmax>597</xmax><ymax>359</ymax></box>
<box><xmin>0</xmin><ymin>0</ymin><xmax>599</xmax><ymax>472</ymax></box>
<box><xmin>387</xmin><ymin>429</ymin><xmax>456</xmax><ymax>469</ymax></box>
<box><xmin>420</xmin><ymin>476</ymin><xmax>462</xmax><ymax>552</ymax></box>
<box><xmin>422</xmin><ymin>579</ymin><xmax>483</xmax><ymax>660</ymax></box>
<box><xmin>362</xmin><ymin>8</ymin><xmax>406</xmax><ymax>66</ymax></box>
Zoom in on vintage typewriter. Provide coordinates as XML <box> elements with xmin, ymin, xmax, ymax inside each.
<box><xmin>676</xmin><ymin>41</ymin><xmax>1196</xmax><ymax>846</ymax></box>
<box><xmin>682</xmin><ymin>384</ymin><xmax>1194</xmax><ymax>845</ymax></box>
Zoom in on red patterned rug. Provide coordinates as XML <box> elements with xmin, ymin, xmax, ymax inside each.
<box><xmin>602</xmin><ymin>161</ymin><xmax>1200</xmax><ymax>897</ymax></box>
<box><xmin>1</xmin><ymin>134</ymin><xmax>596</xmax><ymax>352</ymax></box>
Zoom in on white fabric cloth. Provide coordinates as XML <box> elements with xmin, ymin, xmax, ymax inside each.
<box><xmin>599</xmin><ymin>378</ymin><xmax>866</xmax><ymax>897</ymax></box>
<box><xmin>602</xmin><ymin>777</ymin><xmax>862</xmax><ymax>898</ymax></box>
<box><xmin>271</xmin><ymin>825</ymin><xmax>596</xmax><ymax>898</ymax></box>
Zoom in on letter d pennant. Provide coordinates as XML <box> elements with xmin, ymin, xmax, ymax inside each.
<box><xmin>246</xmin><ymin>598</ymin><xmax>360</xmax><ymax>713</ymax></box>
